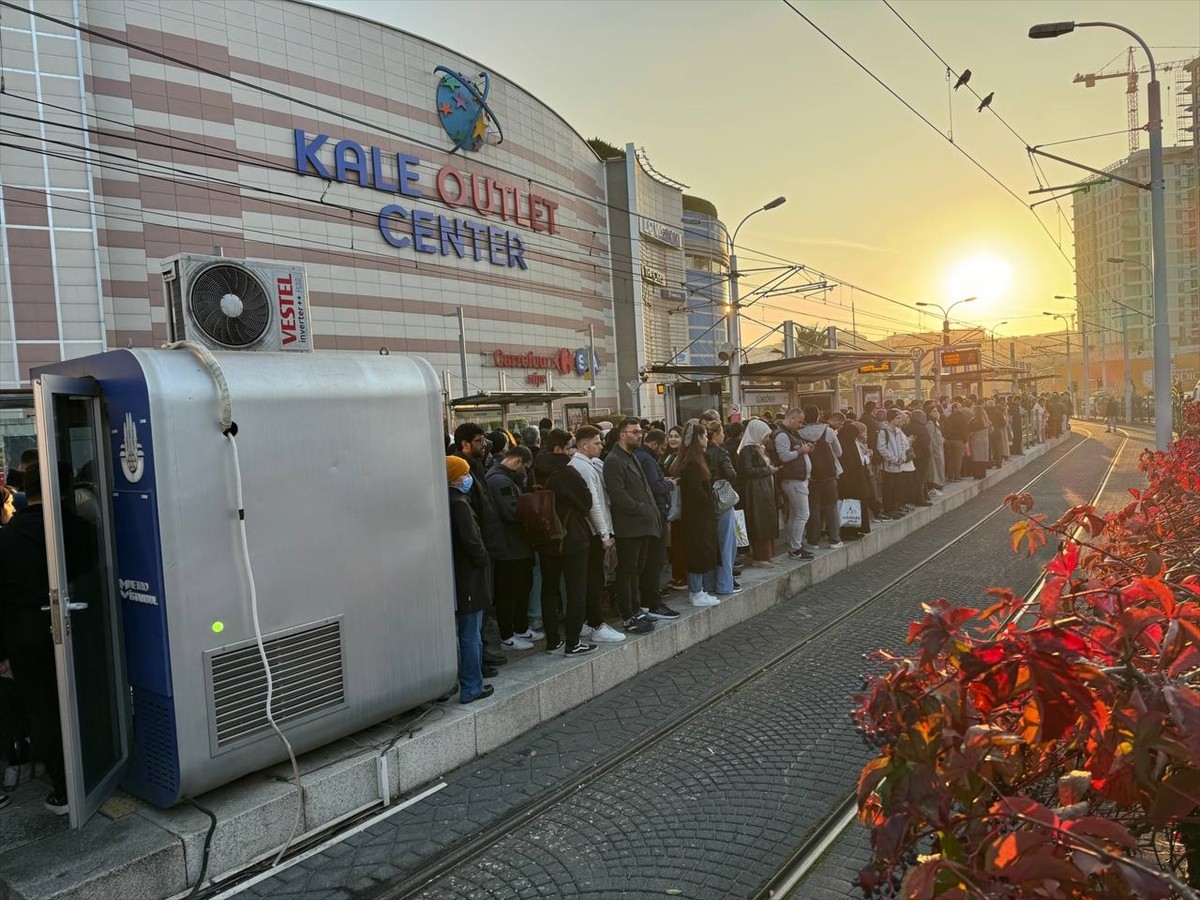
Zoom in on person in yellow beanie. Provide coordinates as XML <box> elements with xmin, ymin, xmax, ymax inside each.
<box><xmin>446</xmin><ymin>457</ymin><xmax>493</xmax><ymax>703</ymax></box>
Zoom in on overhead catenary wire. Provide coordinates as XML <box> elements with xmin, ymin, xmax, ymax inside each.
<box><xmin>2</xmin><ymin>0</ymin><xmax>1031</xmax><ymax>342</ymax></box>
<box><xmin>5</xmin><ymin>1</ymin><xmax>1073</xmax><ymax>362</ymax></box>
<box><xmin>791</xmin><ymin>0</ymin><xmax>1148</xmax><ymax>330</ymax></box>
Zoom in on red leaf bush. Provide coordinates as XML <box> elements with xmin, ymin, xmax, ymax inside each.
<box><xmin>853</xmin><ymin>403</ymin><xmax>1200</xmax><ymax>898</ymax></box>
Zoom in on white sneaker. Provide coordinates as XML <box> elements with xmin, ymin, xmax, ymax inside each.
<box><xmin>590</xmin><ymin>623</ymin><xmax>627</xmax><ymax>642</ymax></box>
<box><xmin>802</xmin><ymin>543</ymin><xmax>820</xmax><ymax>552</ymax></box>
<box><xmin>828</xmin><ymin>541</ymin><xmax>845</xmax><ymax>549</ymax></box>
<box><xmin>690</xmin><ymin>592</ymin><xmax>721</xmax><ymax>607</ymax></box>
<box><xmin>929</xmin><ymin>489</ymin><xmax>943</xmax><ymax>498</ymax></box>
<box><xmin>577</xmin><ymin>625</ymin><xmax>593</xmax><ymax>641</ymax></box>
<box><xmin>515</xmin><ymin>627</ymin><xmax>545</xmax><ymax>641</ymax></box>
<box><xmin>501</xmin><ymin>635</ymin><xmax>534</xmax><ymax>651</ymax></box>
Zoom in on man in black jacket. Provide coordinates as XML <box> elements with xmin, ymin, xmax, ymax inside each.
<box><xmin>485</xmin><ymin>447</ymin><xmax>543</xmax><ymax>652</ymax></box>
<box><xmin>603</xmin><ymin>419</ymin><xmax>662</xmax><ymax>634</ymax></box>
<box><xmin>634</xmin><ymin>429</ymin><xmax>678</xmax><ymax>620</ymax></box>
<box><xmin>0</xmin><ymin>463</ymin><xmax>68</xmax><ymax>814</ymax></box>
<box><xmin>532</xmin><ymin>431</ymin><xmax>596</xmax><ymax>655</ymax></box>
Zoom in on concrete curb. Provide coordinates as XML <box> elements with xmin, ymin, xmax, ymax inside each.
<box><xmin>0</xmin><ymin>437</ymin><xmax>1068</xmax><ymax>900</ymax></box>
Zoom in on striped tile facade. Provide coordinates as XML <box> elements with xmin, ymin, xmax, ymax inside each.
<box><xmin>0</xmin><ymin>0</ymin><xmax>623</xmax><ymax>416</ymax></box>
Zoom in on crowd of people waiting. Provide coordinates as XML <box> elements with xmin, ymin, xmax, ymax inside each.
<box><xmin>444</xmin><ymin>391</ymin><xmax>1072</xmax><ymax>703</ymax></box>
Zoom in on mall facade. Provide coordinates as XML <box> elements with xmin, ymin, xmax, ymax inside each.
<box><xmin>0</xmin><ymin>0</ymin><xmax>713</xmax><ymax>425</ymax></box>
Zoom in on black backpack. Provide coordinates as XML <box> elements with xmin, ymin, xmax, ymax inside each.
<box><xmin>809</xmin><ymin>427</ymin><xmax>837</xmax><ymax>480</ymax></box>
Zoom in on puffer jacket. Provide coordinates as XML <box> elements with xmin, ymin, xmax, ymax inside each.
<box><xmin>569</xmin><ymin>453</ymin><xmax>613</xmax><ymax>540</ymax></box>
<box><xmin>484</xmin><ymin>464</ymin><xmax>533</xmax><ymax>561</ymax></box>
<box><xmin>877</xmin><ymin>425</ymin><xmax>913</xmax><ymax>474</ymax></box>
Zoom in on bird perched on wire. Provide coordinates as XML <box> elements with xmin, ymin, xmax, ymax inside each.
<box><xmin>977</xmin><ymin>92</ymin><xmax>994</xmax><ymax>112</ymax></box>
<box><xmin>954</xmin><ymin>69</ymin><xmax>972</xmax><ymax>90</ymax></box>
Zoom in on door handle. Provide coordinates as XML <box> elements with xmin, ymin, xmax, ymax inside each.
<box><xmin>66</xmin><ymin>602</ymin><xmax>89</xmax><ymax>612</ymax></box>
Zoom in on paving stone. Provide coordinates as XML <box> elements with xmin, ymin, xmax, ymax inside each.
<box><xmin>231</xmin><ymin>435</ymin><xmax>1136</xmax><ymax>900</ymax></box>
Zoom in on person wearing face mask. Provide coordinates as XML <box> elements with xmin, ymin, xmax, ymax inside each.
<box><xmin>447</xmin><ymin>457</ymin><xmax>493</xmax><ymax>704</ymax></box>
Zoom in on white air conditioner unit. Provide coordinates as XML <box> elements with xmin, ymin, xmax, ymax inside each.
<box><xmin>161</xmin><ymin>254</ymin><xmax>312</xmax><ymax>352</ymax></box>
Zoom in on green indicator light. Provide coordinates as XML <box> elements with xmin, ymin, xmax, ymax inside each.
<box><xmin>212</xmin><ymin>621</ymin><xmax>224</xmax><ymax>634</ymax></box>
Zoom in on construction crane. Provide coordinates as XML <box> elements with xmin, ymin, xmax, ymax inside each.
<box><xmin>1073</xmin><ymin>48</ymin><xmax>1195</xmax><ymax>153</ymax></box>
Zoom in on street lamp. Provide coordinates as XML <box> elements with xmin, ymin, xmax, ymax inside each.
<box><xmin>1031</xmin><ymin>19</ymin><xmax>1170</xmax><ymax>448</ymax></box>
<box><xmin>1053</xmin><ymin>294</ymin><xmax>1090</xmax><ymax>410</ymax></box>
<box><xmin>916</xmin><ymin>296</ymin><xmax>975</xmax><ymax>399</ymax></box>
<box><xmin>1044</xmin><ymin>311</ymin><xmax>1073</xmax><ymax>405</ymax></box>
<box><xmin>727</xmin><ymin>196</ymin><xmax>787</xmax><ymax>417</ymax></box>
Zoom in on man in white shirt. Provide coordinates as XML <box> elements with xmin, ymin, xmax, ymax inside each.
<box><xmin>569</xmin><ymin>425</ymin><xmax>626</xmax><ymax>642</ymax></box>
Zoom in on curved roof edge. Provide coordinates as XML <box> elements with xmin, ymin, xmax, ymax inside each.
<box><xmin>300</xmin><ymin>0</ymin><xmax>604</xmax><ymax>162</ymax></box>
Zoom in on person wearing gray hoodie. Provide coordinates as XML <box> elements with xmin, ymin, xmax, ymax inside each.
<box><xmin>799</xmin><ymin>407</ymin><xmax>845</xmax><ymax>549</ymax></box>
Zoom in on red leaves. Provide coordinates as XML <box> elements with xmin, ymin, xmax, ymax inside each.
<box><xmin>851</xmin><ymin>404</ymin><xmax>1200</xmax><ymax>899</ymax></box>
<box><xmin>1009</xmin><ymin>516</ymin><xmax>1048</xmax><ymax>556</ymax></box>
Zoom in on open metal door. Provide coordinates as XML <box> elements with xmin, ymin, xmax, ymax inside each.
<box><xmin>33</xmin><ymin>374</ymin><xmax>129</xmax><ymax>828</ymax></box>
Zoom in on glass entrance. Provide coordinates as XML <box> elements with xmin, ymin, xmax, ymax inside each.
<box><xmin>33</xmin><ymin>375</ymin><xmax>128</xmax><ymax>828</ymax></box>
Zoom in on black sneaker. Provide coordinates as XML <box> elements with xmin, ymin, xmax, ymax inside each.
<box><xmin>646</xmin><ymin>604</ymin><xmax>680</xmax><ymax>620</ymax></box>
<box><xmin>788</xmin><ymin>549</ymin><xmax>814</xmax><ymax>560</ymax></box>
<box><xmin>564</xmin><ymin>643</ymin><xmax>596</xmax><ymax>656</ymax></box>
<box><xmin>482</xmin><ymin>666</ymin><xmax>499</xmax><ymax>678</ymax></box>
<box><xmin>545</xmin><ymin>638</ymin><xmax>564</xmax><ymax>653</ymax></box>
<box><xmin>624</xmin><ymin>615</ymin><xmax>654</xmax><ymax>634</ymax></box>
<box><xmin>44</xmin><ymin>790</ymin><xmax>68</xmax><ymax>816</ymax></box>
<box><xmin>460</xmin><ymin>684</ymin><xmax>495</xmax><ymax>705</ymax></box>
<box><xmin>482</xmin><ymin>651</ymin><xmax>508</xmax><ymax>667</ymax></box>
<box><xmin>0</xmin><ymin>792</ymin><xmax>10</xmax><ymax>810</ymax></box>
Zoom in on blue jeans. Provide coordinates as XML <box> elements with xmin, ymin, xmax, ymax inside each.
<box><xmin>715</xmin><ymin>508</ymin><xmax>737</xmax><ymax>593</ymax></box>
<box><xmin>687</xmin><ymin>570</ymin><xmax>716</xmax><ymax>594</ymax></box>
<box><xmin>456</xmin><ymin>610</ymin><xmax>484</xmax><ymax>701</ymax></box>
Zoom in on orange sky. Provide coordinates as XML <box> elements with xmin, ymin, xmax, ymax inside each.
<box><xmin>318</xmin><ymin>0</ymin><xmax>1198</xmax><ymax>344</ymax></box>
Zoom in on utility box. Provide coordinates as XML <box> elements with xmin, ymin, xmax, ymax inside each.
<box><xmin>32</xmin><ymin>349</ymin><xmax>457</xmax><ymax>825</ymax></box>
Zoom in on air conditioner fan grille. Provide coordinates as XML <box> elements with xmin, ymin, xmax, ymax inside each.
<box><xmin>189</xmin><ymin>265</ymin><xmax>271</xmax><ymax>348</ymax></box>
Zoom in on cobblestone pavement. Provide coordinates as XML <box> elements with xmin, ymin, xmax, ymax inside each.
<box><xmin>238</xmin><ymin>431</ymin><xmax>1122</xmax><ymax>900</ymax></box>
<box><xmin>792</xmin><ymin>426</ymin><xmax>1149</xmax><ymax>899</ymax></box>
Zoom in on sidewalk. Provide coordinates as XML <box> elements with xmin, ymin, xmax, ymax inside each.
<box><xmin>0</xmin><ymin>436</ymin><xmax>1068</xmax><ymax>900</ymax></box>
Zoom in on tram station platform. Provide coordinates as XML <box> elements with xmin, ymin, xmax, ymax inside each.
<box><xmin>0</xmin><ymin>434</ymin><xmax>1073</xmax><ymax>900</ymax></box>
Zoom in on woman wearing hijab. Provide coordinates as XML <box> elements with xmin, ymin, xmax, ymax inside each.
<box><xmin>737</xmin><ymin>419</ymin><xmax>779</xmax><ymax>566</ymax></box>
<box><xmin>926</xmin><ymin>406</ymin><xmax>946</xmax><ymax>497</ymax></box>
<box><xmin>446</xmin><ymin>456</ymin><xmax>493</xmax><ymax>703</ymax></box>
<box><xmin>678</xmin><ymin>420</ymin><xmax>721</xmax><ymax>607</ymax></box>
<box><xmin>836</xmin><ymin>420</ymin><xmax>873</xmax><ymax>537</ymax></box>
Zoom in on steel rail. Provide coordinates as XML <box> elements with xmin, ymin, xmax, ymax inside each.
<box><xmin>752</xmin><ymin>426</ymin><xmax>1130</xmax><ymax>900</ymax></box>
<box><xmin>370</xmin><ymin>431</ymin><xmax>1102</xmax><ymax>900</ymax></box>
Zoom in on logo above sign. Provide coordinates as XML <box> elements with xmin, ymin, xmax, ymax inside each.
<box><xmin>435</xmin><ymin>66</ymin><xmax>504</xmax><ymax>154</ymax></box>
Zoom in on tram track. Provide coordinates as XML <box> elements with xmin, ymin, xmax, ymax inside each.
<box><xmin>371</xmin><ymin>430</ymin><xmax>1112</xmax><ymax>900</ymax></box>
<box><xmin>754</xmin><ymin>426</ymin><xmax>1135</xmax><ymax>900</ymax></box>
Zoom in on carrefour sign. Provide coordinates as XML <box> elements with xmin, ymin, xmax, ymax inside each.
<box><xmin>293</xmin><ymin>130</ymin><xmax>562</xmax><ymax>270</ymax></box>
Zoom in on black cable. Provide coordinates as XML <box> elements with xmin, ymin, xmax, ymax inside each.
<box><xmin>3</xmin><ymin>0</ymin><xmax>1002</xmax><ymax>342</ymax></box>
<box><xmin>787</xmin><ymin>0</ymin><xmax>1153</xmax><ymax>334</ymax></box>
<box><xmin>4</xmin><ymin>3</ymin><xmax>1059</xmax><ymax>355</ymax></box>
<box><xmin>183</xmin><ymin>798</ymin><xmax>218</xmax><ymax>898</ymax></box>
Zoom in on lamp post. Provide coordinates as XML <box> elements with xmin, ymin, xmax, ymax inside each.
<box><xmin>1031</xmin><ymin>20</ymin><xmax>1170</xmax><ymax>448</ymax></box>
<box><xmin>728</xmin><ymin>196</ymin><xmax>786</xmax><ymax>417</ymax></box>
<box><xmin>1053</xmin><ymin>295</ymin><xmax>1089</xmax><ymax>410</ymax></box>
<box><xmin>989</xmin><ymin>321</ymin><xmax>1010</xmax><ymax>372</ymax></box>
<box><xmin>1044</xmin><ymin>311</ymin><xmax>1073</xmax><ymax>403</ymax></box>
<box><xmin>916</xmin><ymin>297</ymin><xmax>975</xmax><ymax>400</ymax></box>
<box><xmin>1106</xmin><ymin>256</ymin><xmax>1148</xmax><ymax>424</ymax></box>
